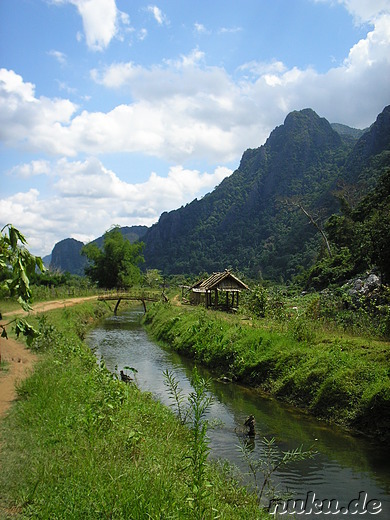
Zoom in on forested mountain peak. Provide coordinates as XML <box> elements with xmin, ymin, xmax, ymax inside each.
<box><xmin>349</xmin><ymin>104</ymin><xmax>390</xmax><ymax>162</ymax></box>
<box><xmin>49</xmin><ymin>106</ymin><xmax>389</xmax><ymax>281</ymax></box>
<box><xmin>142</xmin><ymin>106</ymin><xmax>389</xmax><ymax>279</ymax></box>
<box><xmin>143</xmin><ymin>108</ymin><xmax>350</xmax><ymax>278</ymax></box>
<box><xmin>344</xmin><ymin>104</ymin><xmax>390</xmax><ymax>186</ymax></box>
<box><xmin>271</xmin><ymin>108</ymin><xmax>342</xmax><ymax>150</ymax></box>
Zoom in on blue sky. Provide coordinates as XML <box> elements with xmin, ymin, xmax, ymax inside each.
<box><xmin>1</xmin><ymin>0</ymin><xmax>390</xmax><ymax>256</ymax></box>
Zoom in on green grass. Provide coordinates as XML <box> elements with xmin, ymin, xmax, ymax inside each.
<box><xmin>144</xmin><ymin>302</ymin><xmax>390</xmax><ymax>440</ymax></box>
<box><xmin>0</xmin><ymin>302</ymin><xmax>266</xmax><ymax>519</ymax></box>
<box><xmin>0</xmin><ymin>359</ymin><xmax>8</xmax><ymax>374</ymax></box>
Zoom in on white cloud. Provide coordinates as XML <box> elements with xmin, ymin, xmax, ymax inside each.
<box><xmin>48</xmin><ymin>50</ymin><xmax>67</xmax><ymax>65</ymax></box>
<box><xmin>194</xmin><ymin>23</ymin><xmax>210</xmax><ymax>35</ymax></box>
<box><xmin>218</xmin><ymin>27</ymin><xmax>242</xmax><ymax>34</ymax></box>
<box><xmin>0</xmin><ymin>68</ymin><xmax>77</xmax><ymax>150</ymax></box>
<box><xmin>314</xmin><ymin>0</ymin><xmax>390</xmax><ymax>24</ymax></box>
<box><xmin>0</xmin><ymin>158</ymin><xmax>232</xmax><ymax>255</ymax></box>
<box><xmin>9</xmin><ymin>160</ymin><xmax>52</xmax><ymax>178</ymax></box>
<box><xmin>1</xmin><ymin>4</ymin><xmax>390</xmax><ymax>162</ymax></box>
<box><xmin>138</xmin><ymin>28</ymin><xmax>148</xmax><ymax>41</ymax></box>
<box><xmin>147</xmin><ymin>5</ymin><xmax>168</xmax><ymax>25</ymax></box>
<box><xmin>51</xmin><ymin>0</ymin><xmax>129</xmax><ymax>51</ymax></box>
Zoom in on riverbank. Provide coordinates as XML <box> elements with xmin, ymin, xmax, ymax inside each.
<box><xmin>0</xmin><ymin>301</ymin><xmax>265</xmax><ymax>519</ymax></box>
<box><xmin>143</xmin><ymin>302</ymin><xmax>390</xmax><ymax>441</ymax></box>
<box><xmin>0</xmin><ymin>296</ymin><xmax>99</xmax><ymax>419</ymax></box>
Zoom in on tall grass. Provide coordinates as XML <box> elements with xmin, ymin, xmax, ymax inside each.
<box><xmin>0</xmin><ymin>302</ymin><xmax>265</xmax><ymax>519</ymax></box>
<box><xmin>144</xmin><ymin>302</ymin><xmax>390</xmax><ymax>440</ymax></box>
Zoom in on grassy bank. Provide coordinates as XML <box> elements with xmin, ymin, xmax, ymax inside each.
<box><xmin>144</xmin><ymin>302</ymin><xmax>390</xmax><ymax>441</ymax></box>
<box><xmin>0</xmin><ymin>301</ymin><xmax>264</xmax><ymax>519</ymax></box>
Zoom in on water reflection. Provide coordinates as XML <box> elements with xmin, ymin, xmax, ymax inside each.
<box><xmin>87</xmin><ymin>308</ymin><xmax>390</xmax><ymax>519</ymax></box>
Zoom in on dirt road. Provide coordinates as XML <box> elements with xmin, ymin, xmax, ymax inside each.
<box><xmin>0</xmin><ymin>296</ymin><xmax>97</xmax><ymax>419</ymax></box>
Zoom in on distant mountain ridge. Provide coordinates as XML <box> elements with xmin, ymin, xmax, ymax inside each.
<box><xmin>331</xmin><ymin>123</ymin><xmax>367</xmax><ymax>144</ymax></box>
<box><xmin>48</xmin><ymin>106</ymin><xmax>390</xmax><ymax>280</ymax></box>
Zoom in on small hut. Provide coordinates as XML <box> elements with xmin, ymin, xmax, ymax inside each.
<box><xmin>190</xmin><ymin>270</ymin><xmax>249</xmax><ymax>310</ymax></box>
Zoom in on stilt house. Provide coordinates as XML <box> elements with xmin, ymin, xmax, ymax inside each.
<box><xmin>190</xmin><ymin>270</ymin><xmax>249</xmax><ymax>310</ymax></box>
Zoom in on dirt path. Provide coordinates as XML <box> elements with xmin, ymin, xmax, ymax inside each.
<box><xmin>0</xmin><ymin>296</ymin><xmax>97</xmax><ymax>419</ymax></box>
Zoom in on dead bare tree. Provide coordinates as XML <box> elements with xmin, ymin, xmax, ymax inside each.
<box><xmin>280</xmin><ymin>197</ymin><xmax>332</xmax><ymax>258</ymax></box>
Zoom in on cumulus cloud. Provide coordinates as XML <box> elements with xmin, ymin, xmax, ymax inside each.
<box><xmin>1</xmin><ymin>3</ymin><xmax>390</xmax><ymax>160</ymax></box>
<box><xmin>9</xmin><ymin>160</ymin><xmax>52</xmax><ymax>178</ymax></box>
<box><xmin>0</xmin><ymin>68</ymin><xmax>77</xmax><ymax>150</ymax></box>
<box><xmin>0</xmin><ymin>157</ymin><xmax>232</xmax><ymax>254</ymax></box>
<box><xmin>51</xmin><ymin>0</ymin><xmax>129</xmax><ymax>50</ymax></box>
<box><xmin>315</xmin><ymin>0</ymin><xmax>390</xmax><ymax>24</ymax></box>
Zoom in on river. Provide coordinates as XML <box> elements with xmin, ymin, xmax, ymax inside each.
<box><xmin>87</xmin><ymin>307</ymin><xmax>390</xmax><ymax>519</ymax></box>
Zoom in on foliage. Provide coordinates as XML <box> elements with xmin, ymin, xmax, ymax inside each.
<box><xmin>185</xmin><ymin>368</ymin><xmax>214</xmax><ymax>518</ymax></box>
<box><xmin>238</xmin><ymin>437</ymin><xmax>316</xmax><ymax>506</ymax></box>
<box><xmin>0</xmin><ymin>224</ymin><xmax>45</xmax><ymax>344</ymax></box>
<box><xmin>163</xmin><ymin>369</ymin><xmax>189</xmax><ymax>425</ymax></box>
<box><xmin>305</xmin><ymin>169</ymin><xmax>390</xmax><ymax>288</ymax></box>
<box><xmin>0</xmin><ymin>302</ymin><xmax>264</xmax><ymax>519</ymax></box>
<box><xmin>82</xmin><ymin>226</ymin><xmax>144</xmax><ymax>289</ymax></box>
<box><xmin>245</xmin><ymin>285</ymin><xmax>268</xmax><ymax>317</ymax></box>
<box><xmin>143</xmin><ymin>268</ymin><xmax>163</xmax><ymax>288</ymax></box>
<box><xmin>145</xmin><ymin>302</ymin><xmax>390</xmax><ymax>439</ymax></box>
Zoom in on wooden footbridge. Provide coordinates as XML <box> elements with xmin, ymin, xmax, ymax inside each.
<box><xmin>98</xmin><ymin>291</ymin><xmax>168</xmax><ymax>314</ymax></box>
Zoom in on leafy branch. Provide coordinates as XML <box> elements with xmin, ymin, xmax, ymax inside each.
<box><xmin>238</xmin><ymin>436</ymin><xmax>317</xmax><ymax>506</ymax></box>
<box><xmin>0</xmin><ymin>224</ymin><xmax>45</xmax><ymax>344</ymax></box>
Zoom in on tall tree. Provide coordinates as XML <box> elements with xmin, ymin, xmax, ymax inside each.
<box><xmin>82</xmin><ymin>227</ymin><xmax>144</xmax><ymax>289</ymax></box>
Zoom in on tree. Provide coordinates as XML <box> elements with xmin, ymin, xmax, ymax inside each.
<box><xmin>82</xmin><ymin>227</ymin><xmax>144</xmax><ymax>289</ymax></box>
<box><xmin>0</xmin><ymin>224</ymin><xmax>45</xmax><ymax>344</ymax></box>
<box><xmin>144</xmin><ymin>269</ymin><xmax>163</xmax><ymax>288</ymax></box>
<box><xmin>282</xmin><ymin>197</ymin><xmax>332</xmax><ymax>258</ymax></box>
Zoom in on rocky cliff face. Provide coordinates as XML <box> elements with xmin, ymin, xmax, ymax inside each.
<box><xmin>142</xmin><ymin>108</ymin><xmax>354</xmax><ymax>278</ymax></box>
<box><xmin>50</xmin><ymin>238</ymin><xmax>86</xmax><ymax>276</ymax></box>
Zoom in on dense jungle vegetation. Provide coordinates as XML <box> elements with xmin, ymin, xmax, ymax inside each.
<box><xmin>144</xmin><ymin>284</ymin><xmax>390</xmax><ymax>441</ymax></box>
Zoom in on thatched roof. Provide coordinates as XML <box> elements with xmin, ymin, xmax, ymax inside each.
<box><xmin>192</xmin><ymin>270</ymin><xmax>249</xmax><ymax>293</ymax></box>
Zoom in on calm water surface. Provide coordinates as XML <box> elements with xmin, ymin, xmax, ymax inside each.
<box><xmin>87</xmin><ymin>308</ymin><xmax>390</xmax><ymax>519</ymax></box>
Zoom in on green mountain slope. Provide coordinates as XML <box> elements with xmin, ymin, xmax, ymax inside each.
<box><xmin>143</xmin><ymin>108</ymin><xmax>363</xmax><ymax>279</ymax></box>
<box><xmin>48</xmin><ymin>106</ymin><xmax>389</xmax><ymax>282</ymax></box>
<box><xmin>143</xmin><ymin>106</ymin><xmax>390</xmax><ymax>280</ymax></box>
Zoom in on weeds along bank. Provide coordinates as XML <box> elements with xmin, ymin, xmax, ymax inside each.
<box><xmin>143</xmin><ymin>302</ymin><xmax>390</xmax><ymax>441</ymax></box>
<box><xmin>0</xmin><ymin>301</ymin><xmax>264</xmax><ymax>519</ymax></box>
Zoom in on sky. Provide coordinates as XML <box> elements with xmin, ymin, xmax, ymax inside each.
<box><xmin>1</xmin><ymin>0</ymin><xmax>390</xmax><ymax>257</ymax></box>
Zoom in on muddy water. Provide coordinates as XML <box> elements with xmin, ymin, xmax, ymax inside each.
<box><xmin>87</xmin><ymin>308</ymin><xmax>390</xmax><ymax>518</ymax></box>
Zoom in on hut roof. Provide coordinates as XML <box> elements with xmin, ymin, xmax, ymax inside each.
<box><xmin>192</xmin><ymin>270</ymin><xmax>249</xmax><ymax>293</ymax></box>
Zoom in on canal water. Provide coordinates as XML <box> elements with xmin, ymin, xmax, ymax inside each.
<box><xmin>87</xmin><ymin>308</ymin><xmax>390</xmax><ymax>518</ymax></box>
